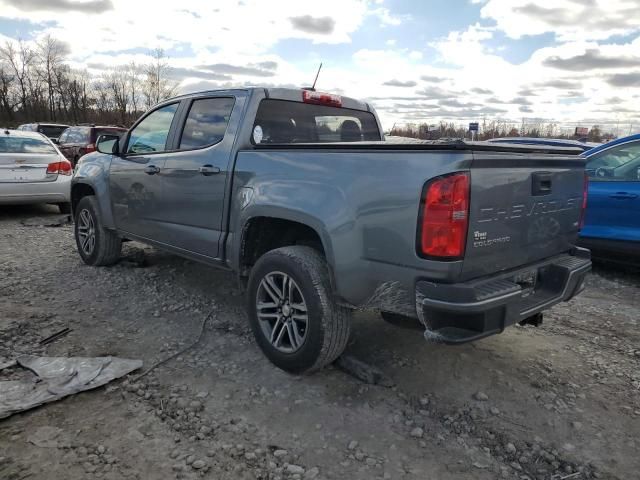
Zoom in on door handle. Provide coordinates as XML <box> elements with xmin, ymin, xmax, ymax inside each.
<box><xmin>609</xmin><ymin>192</ymin><xmax>638</xmax><ymax>199</ymax></box>
<box><xmin>144</xmin><ymin>165</ymin><xmax>160</xmax><ymax>175</ymax></box>
<box><xmin>198</xmin><ymin>165</ymin><xmax>221</xmax><ymax>176</ymax></box>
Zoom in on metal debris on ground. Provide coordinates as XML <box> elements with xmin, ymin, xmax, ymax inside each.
<box><xmin>38</xmin><ymin>327</ymin><xmax>72</xmax><ymax>346</ymax></box>
<box><xmin>335</xmin><ymin>355</ymin><xmax>395</xmax><ymax>387</ymax></box>
<box><xmin>0</xmin><ymin>355</ymin><xmax>142</xmax><ymax>419</ymax></box>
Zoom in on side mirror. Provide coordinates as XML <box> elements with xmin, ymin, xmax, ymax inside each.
<box><xmin>51</xmin><ymin>138</ymin><xmax>59</xmax><ymax>144</ymax></box>
<box><xmin>96</xmin><ymin>134</ymin><xmax>121</xmax><ymax>155</ymax></box>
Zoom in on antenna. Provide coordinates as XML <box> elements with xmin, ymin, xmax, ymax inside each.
<box><xmin>311</xmin><ymin>62</ymin><xmax>322</xmax><ymax>91</ymax></box>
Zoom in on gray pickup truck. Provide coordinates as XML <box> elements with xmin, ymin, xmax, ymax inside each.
<box><xmin>71</xmin><ymin>87</ymin><xmax>591</xmax><ymax>373</ymax></box>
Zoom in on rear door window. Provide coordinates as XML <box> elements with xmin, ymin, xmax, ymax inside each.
<box><xmin>178</xmin><ymin>97</ymin><xmax>235</xmax><ymax>150</ymax></box>
<box><xmin>252</xmin><ymin>99</ymin><xmax>381</xmax><ymax>144</ymax></box>
<box><xmin>127</xmin><ymin>103</ymin><xmax>179</xmax><ymax>154</ymax></box>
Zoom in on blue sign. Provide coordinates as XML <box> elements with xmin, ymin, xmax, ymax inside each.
<box><xmin>469</xmin><ymin>122</ymin><xmax>479</xmax><ymax>132</ymax></box>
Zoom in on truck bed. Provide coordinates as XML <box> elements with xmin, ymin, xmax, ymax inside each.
<box><xmin>252</xmin><ymin>139</ymin><xmax>586</xmax><ymax>155</ymax></box>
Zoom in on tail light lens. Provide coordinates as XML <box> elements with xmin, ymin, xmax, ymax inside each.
<box><xmin>417</xmin><ymin>172</ymin><xmax>470</xmax><ymax>259</ymax></box>
<box><xmin>84</xmin><ymin>143</ymin><xmax>96</xmax><ymax>154</ymax></box>
<box><xmin>46</xmin><ymin>160</ymin><xmax>73</xmax><ymax>176</ymax></box>
<box><xmin>579</xmin><ymin>172</ymin><xmax>588</xmax><ymax>229</ymax></box>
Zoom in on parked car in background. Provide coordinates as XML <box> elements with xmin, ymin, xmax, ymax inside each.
<box><xmin>488</xmin><ymin>137</ymin><xmax>599</xmax><ymax>151</ymax></box>
<box><xmin>0</xmin><ymin>129</ymin><xmax>72</xmax><ymax>213</ymax></box>
<box><xmin>58</xmin><ymin>125</ymin><xmax>127</xmax><ymax>167</ymax></box>
<box><xmin>16</xmin><ymin>122</ymin><xmax>70</xmax><ymax>141</ymax></box>
<box><xmin>580</xmin><ymin>134</ymin><xmax>640</xmax><ymax>262</ymax></box>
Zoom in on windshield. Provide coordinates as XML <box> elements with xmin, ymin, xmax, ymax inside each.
<box><xmin>38</xmin><ymin>125</ymin><xmax>68</xmax><ymax>139</ymax></box>
<box><xmin>0</xmin><ymin>136</ymin><xmax>57</xmax><ymax>154</ymax></box>
<box><xmin>253</xmin><ymin>99</ymin><xmax>381</xmax><ymax>144</ymax></box>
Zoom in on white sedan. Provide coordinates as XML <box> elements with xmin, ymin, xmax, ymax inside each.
<box><xmin>0</xmin><ymin>129</ymin><xmax>72</xmax><ymax>213</ymax></box>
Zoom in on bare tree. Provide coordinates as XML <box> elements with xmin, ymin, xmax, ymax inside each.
<box><xmin>127</xmin><ymin>61</ymin><xmax>141</xmax><ymax>118</ymax></box>
<box><xmin>0</xmin><ymin>63</ymin><xmax>19</xmax><ymax>120</ymax></box>
<box><xmin>36</xmin><ymin>35</ymin><xmax>69</xmax><ymax>121</ymax></box>
<box><xmin>0</xmin><ymin>40</ymin><xmax>36</xmax><ymax>118</ymax></box>
<box><xmin>142</xmin><ymin>48</ymin><xmax>178</xmax><ymax>109</ymax></box>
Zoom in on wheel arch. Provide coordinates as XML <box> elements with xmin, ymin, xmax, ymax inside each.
<box><xmin>235</xmin><ymin>209</ymin><xmax>337</xmax><ymax>289</ymax></box>
<box><xmin>71</xmin><ymin>180</ymin><xmax>116</xmax><ymax>229</ymax></box>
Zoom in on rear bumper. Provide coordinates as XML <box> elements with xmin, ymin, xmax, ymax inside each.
<box><xmin>416</xmin><ymin>248</ymin><xmax>591</xmax><ymax>344</ymax></box>
<box><xmin>0</xmin><ymin>176</ymin><xmax>71</xmax><ymax>205</ymax></box>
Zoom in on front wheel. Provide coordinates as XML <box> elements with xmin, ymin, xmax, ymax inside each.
<box><xmin>74</xmin><ymin>196</ymin><xmax>121</xmax><ymax>266</ymax></box>
<box><xmin>247</xmin><ymin>246</ymin><xmax>351</xmax><ymax>374</ymax></box>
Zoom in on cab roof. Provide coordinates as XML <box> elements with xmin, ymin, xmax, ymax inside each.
<box><xmin>167</xmin><ymin>87</ymin><xmax>372</xmax><ymax>112</ymax></box>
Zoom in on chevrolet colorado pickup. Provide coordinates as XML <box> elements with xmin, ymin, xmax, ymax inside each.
<box><xmin>71</xmin><ymin>87</ymin><xmax>591</xmax><ymax>373</ymax></box>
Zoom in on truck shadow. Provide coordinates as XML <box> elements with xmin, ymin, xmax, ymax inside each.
<box><xmin>0</xmin><ymin>203</ymin><xmax>61</xmax><ymax>220</ymax></box>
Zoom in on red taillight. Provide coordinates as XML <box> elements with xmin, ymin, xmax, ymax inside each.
<box><xmin>579</xmin><ymin>172</ymin><xmax>588</xmax><ymax>229</ymax></box>
<box><xmin>46</xmin><ymin>160</ymin><xmax>72</xmax><ymax>176</ymax></box>
<box><xmin>302</xmin><ymin>90</ymin><xmax>342</xmax><ymax>107</ymax></box>
<box><xmin>85</xmin><ymin>143</ymin><xmax>96</xmax><ymax>154</ymax></box>
<box><xmin>418</xmin><ymin>172</ymin><xmax>470</xmax><ymax>259</ymax></box>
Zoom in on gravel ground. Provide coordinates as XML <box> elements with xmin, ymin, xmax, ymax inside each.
<box><xmin>1</xmin><ymin>204</ymin><xmax>639</xmax><ymax>480</ymax></box>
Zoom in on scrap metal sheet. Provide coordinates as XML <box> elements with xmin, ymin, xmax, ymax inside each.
<box><xmin>0</xmin><ymin>355</ymin><xmax>142</xmax><ymax>420</ymax></box>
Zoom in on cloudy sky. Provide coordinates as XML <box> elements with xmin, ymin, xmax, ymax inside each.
<box><xmin>1</xmin><ymin>0</ymin><xmax>639</xmax><ymax>131</ymax></box>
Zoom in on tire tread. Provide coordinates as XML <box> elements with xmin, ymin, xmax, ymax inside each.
<box><xmin>75</xmin><ymin>196</ymin><xmax>121</xmax><ymax>266</ymax></box>
<box><xmin>248</xmin><ymin>245</ymin><xmax>351</xmax><ymax>374</ymax></box>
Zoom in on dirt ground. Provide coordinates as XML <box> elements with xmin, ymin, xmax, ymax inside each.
<box><xmin>1</xmin><ymin>204</ymin><xmax>639</xmax><ymax>480</ymax></box>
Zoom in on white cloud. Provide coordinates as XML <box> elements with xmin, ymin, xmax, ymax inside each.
<box><xmin>0</xmin><ymin>0</ymin><xmax>638</xmax><ymax>130</ymax></box>
<box><xmin>480</xmin><ymin>0</ymin><xmax>640</xmax><ymax>41</ymax></box>
<box><xmin>0</xmin><ymin>0</ymin><xmax>376</xmax><ymax>58</ymax></box>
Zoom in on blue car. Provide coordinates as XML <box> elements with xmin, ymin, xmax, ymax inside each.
<box><xmin>580</xmin><ymin>134</ymin><xmax>640</xmax><ymax>261</ymax></box>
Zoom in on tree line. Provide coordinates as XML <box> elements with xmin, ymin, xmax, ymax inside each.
<box><xmin>0</xmin><ymin>35</ymin><xmax>178</xmax><ymax>128</ymax></box>
<box><xmin>390</xmin><ymin>119</ymin><xmax>616</xmax><ymax>142</ymax></box>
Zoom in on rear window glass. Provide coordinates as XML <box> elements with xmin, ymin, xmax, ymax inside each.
<box><xmin>0</xmin><ymin>136</ymin><xmax>56</xmax><ymax>154</ymax></box>
<box><xmin>38</xmin><ymin>125</ymin><xmax>68</xmax><ymax>138</ymax></box>
<box><xmin>252</xmin><ymin>99</ymin><xmax>381</xmax><ymax>144</ymax></box>
<box><xmin>179</xmin><ymin>97</ymin><xmax>235</xmax><ymax>149</ymax></box>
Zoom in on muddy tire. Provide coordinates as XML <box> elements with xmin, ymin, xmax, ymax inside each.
<box><xmin>74</xmin><ymin>196</ymin><xmax>121</xmax><ymax>266</ymax></box>
<box><xmin>247</xmin><ymin>246</ymin><xmax>351</xmax><ymax>374</ymax></box>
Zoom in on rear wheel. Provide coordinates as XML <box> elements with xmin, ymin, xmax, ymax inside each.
<box><xmin>57</xmin><ymin>202</ymin><xmax>71</xmax><ymax>214</ymax></box>
<box><xmin>74</xmin><ymin>196</ymin><xmax>121</xmax><ymax>266</ymax></box>
<box><xmin>247</xmin><ymin>246</ymin><xmax>351</xmax><ymax>374</ymax></box>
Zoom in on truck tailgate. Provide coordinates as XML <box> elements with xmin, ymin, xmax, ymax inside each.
<box><xmin>462</xmin><ymin>152</ymin><xmax>586</xmax><ymax>280</ymax></box>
